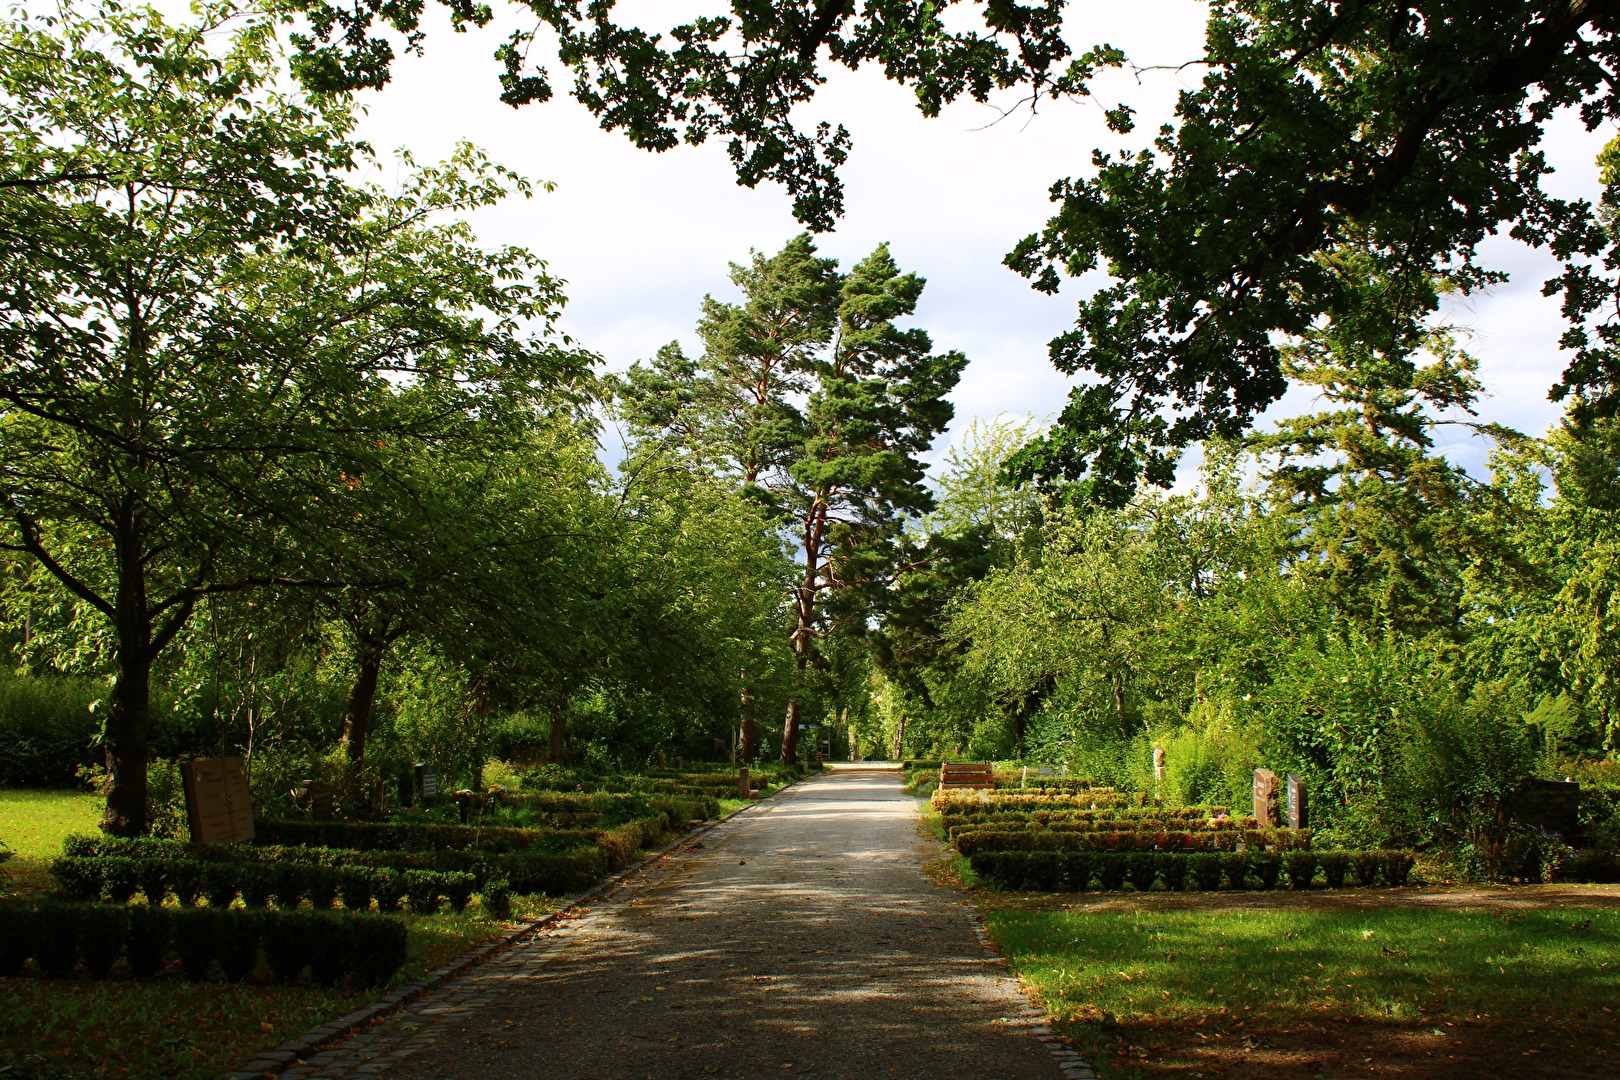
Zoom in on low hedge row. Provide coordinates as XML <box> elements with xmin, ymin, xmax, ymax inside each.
<box><xmin>0</xmin><ymin>901</ymin><xmax>406</xmax><ymax>986</ymax></box>
<box><xmin>969</xmin><ymin>850</ymin><xmax>1415</xmax><ymax>892</ymax></box>
<box><xmin>252</xmin><ymin>819</ymin><xmax>570</xmax><ymax>853</ymax></box>
<box><xmin>52</xmin><ymin>855</ymin><xmax>481</xmax><ymax>914</ymax></box>
<box><xmin>953</xmin><ymin>827</ymin><xmax>1312</xmax><ymax>856</ymax></box>
<box><xmin>943</xmin><ymin>815</ymin><xmax>1259</xmax><ymax>840</ymax></box>
<box><xmin>990</xmin><ymin>778</ymin><xmax>1103</xmax><ymax>793</ymax></box>
<box><xmin>942</xmin><ymin>807</ymin><xmax>1237</xmax><ymax>829</ymax></box>
<box><xmin>250</xmin><ymin>814</ymin><xmax>669</xmax><ymax>871</ymax></box>
<box><xmin>932</xmin><ymin>791</ymin><xmax>1149</xmax><ymax>812</ymax></box>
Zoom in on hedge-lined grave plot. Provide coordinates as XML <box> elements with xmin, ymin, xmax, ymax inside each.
<box><xmin>934</xmin><ymin>780</ymin><xmax>1416</xmax><ymax>893</ymax></box>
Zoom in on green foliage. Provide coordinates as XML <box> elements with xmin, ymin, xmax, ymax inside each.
<box><xmin>0</xmin><ymin>672</ymin><xmax>102</xmax><ymax>786</ymax></box>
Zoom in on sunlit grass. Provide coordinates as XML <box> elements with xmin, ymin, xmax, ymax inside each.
<box><xmin>987</xmin><ymin>903</ymin><xmax>1620</xmax><ymax>1076</ymax></box>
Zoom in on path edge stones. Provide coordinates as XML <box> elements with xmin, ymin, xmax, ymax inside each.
<box><xmin>223</xmin><ymin>773</ymin><xmax>809</xmax><ymax>1080</ymax></box>
<box><xmin>921</xmin><ymin>793</ymin><xmax>1100</xmax><ymax>1080</ymax></box>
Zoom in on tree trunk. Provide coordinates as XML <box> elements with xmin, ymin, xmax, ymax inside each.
<box><xmin>339</xmin><ymin>638</ymin><xmax>385</xmax><ymax>764</ymax></box>
<box><xmin>101</xmin><ymin>511</ymin><xmax>156</xmax><ymax>838</ymax></box>
<box><xmin>101</xmin><ymin>642</ymin><xmax>153</xmax><ymax>838</ymax></box>
<box><xmin>548</xmin><ymin>698</ymin><xmax>568</xmax><ymax>764</ymax></box>
<box><xmin>780</xmin><ymin>543</ymin><xmax>819</xmax><ymax>766</ymax></box>
<box><xmin>1013</xmin><ymin>710</ymin><xmax>1026</xmax><ymax>758</ymax></box>
<box><xmin>740</xmin><ymin>681</ymin><xmax>757</xmax><ymax>765</ymax></box>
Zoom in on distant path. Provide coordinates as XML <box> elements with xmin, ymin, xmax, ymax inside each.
<box><xmin>276</xmin><ymin>765</ymin><xmax>1064</xmax><ymax>1080</ymax></box>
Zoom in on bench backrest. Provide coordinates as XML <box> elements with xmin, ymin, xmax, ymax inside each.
<box><xmin>939</xmin><ymin>762</ymin><xmax>994</xmax><ymax>790</ymax></box>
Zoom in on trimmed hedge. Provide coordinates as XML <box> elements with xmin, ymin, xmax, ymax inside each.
<box><xmin>945</xmin><ymin>816</ymin><xmax>1261</xmax><ymax>842</ymax></box>
<box><xmin>968</xmin><ymin>849</ymin><xmax>1415</xmax><ymax>892</ymax></box>
<box><xmin>953</xmin><ymin>827</ymin><xmax>1312</xmax><ymax>856</ymax></box>
<box><xmin>942</xmin><ymin>807</ymin><xmax>1239</xmax><ymax>832</ymax></box>
<box><xmin>0</xmin><ymin>901</ymin><xmax>406</xmax><ymax>986</ymax></box>
<box><xmin>251</xmin><ymin>814</ymin><xmax>671</xmax><ymax>871</ymax></box>
<box><xmin>932</xmin><ymin>790</ymin><xmax>1150</xmax><ymax>813</ymax></box>
<box><xmin>51</xmin><ymin>855</ymin><xmax>478</xmax><ymax>914</ymax></box>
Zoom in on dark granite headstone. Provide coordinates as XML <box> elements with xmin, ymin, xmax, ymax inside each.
<box><xmin>1286</xmin><ymin>773</ymin><xmax>1307</xmax><ymax>830</ymax></box>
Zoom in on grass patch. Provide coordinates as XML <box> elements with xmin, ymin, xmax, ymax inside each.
<box><xmin>1</xmin><ymin>788</ymin><xmax>101</xmax><ymax>898</ymax></box>
<box><xmin>986</xmin><ymin>900</ymin><xmax>1620</xmax><ymax>1078</ymax></box>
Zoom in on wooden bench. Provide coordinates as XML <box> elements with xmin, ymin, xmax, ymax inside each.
<box><xmin>939</xmin><ymin>762</ymin><xmax>994</xmax><ymax>790</ymax></box>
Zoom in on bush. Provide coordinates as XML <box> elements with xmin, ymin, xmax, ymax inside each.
<box><xmin>0</xmin><ymin>672</ymin><xmax>103</xmax><ymax>787</ymax></box>
<box><xmin>1284</xmin><ymin>852</ymin><xmax>1319</xmax><ymax>889</ymax></box>
<box><xmin>481</xmin><ymin>879</ymin><xmax>512</xmax><ymax>919</ymax></box>
<box><xmin>1319</xmin><ymin>852</ymin><xmax>1350</xmax><ymax>888</ymax></box>
<box><xmin>967</xmin><ymin>850</ymin><xmax>1412</xmax><ymax>893</ymax></box>
<box><xmin>0</xmin><ymin>900</ymin><xmax>407</xmax><ymax>986</ymax></box>
<box><xmin>1351</xmin><ymin>852</ymin><xmax>1383</xmax><ymax>887</ymax></box>
<box><xmin>1562</xmin><ymin>849</ymin><xmax>1620</xmax><ymax>883</ymax></box>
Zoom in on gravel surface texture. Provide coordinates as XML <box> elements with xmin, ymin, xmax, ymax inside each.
<box><xmin>273</xmin><ymin>764</ymin><xmax>1069</xmax><ymax>1080</ymax></box>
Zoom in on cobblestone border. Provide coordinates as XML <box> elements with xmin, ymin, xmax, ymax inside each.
<box><xmin>965</xmin><ymin>909</ymin><xmax>1098</xmax><ymax>1079</ymax></box>
<box><xmin>224</xmin><ymin>774</ymin><xmax>804</xmax><ymax>1079</ymax></box>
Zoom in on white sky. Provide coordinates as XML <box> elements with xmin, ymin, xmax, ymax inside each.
<box><xmin>345</xmin><ymin>0</ymin><xmax>1607</xmax><ymax>483</ymax></box>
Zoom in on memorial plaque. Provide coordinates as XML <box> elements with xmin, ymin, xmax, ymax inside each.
<box><xmin>1286</xmin><ymin>773</ymin><xmax>1307</xmax><ymax>830</ymax></box>
<box><xmin>1253</xmin><ymin>768</ymin><xmax>1279</xmax><ymax>828</ymax></box>
<box><xmin>183</xmin><ymin>757</ymin><xmax>255</xmax><ymax>844</ymax></box>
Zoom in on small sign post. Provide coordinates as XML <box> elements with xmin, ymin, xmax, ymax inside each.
<box><xmin>1253</xmin><ymin>768</ymin><xmax>1279</xmax><ymax>828</ymax></box>
<box><xmin>1286</xmin><ymin>773</ymin><xmax>1308</xmax><ymax>831</ymax></box>
<box><xmin>182</xmin><ymin>757</ymin><xmax>255</xmax><ymax>844</ymax></box>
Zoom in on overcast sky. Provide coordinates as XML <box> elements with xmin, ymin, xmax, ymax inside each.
<box><xmin>345</xmin><ymin>0</ymin><xmax>1607</xmax><ymax>484</ymax></box>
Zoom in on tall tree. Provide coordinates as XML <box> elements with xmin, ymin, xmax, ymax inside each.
<box><xmin>0</xmin><ymin>5</ymin><xmax>577</xmax><ymax>834</ymax></box>
<box><xmin>619</xmin><ymin>237</ymin><xmax>966</xmax><ymax>764</ymax></box>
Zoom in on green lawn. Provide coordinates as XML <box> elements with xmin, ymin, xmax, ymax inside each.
<box><xmin>987</xmin><ymin>896</ymin><xmax>1620</xmax><ymax>1078</ymax></box>
<box><xmin>1</xmin><ymin>788</ymin><xmax>102</xmax><ymax>896</ymax></box>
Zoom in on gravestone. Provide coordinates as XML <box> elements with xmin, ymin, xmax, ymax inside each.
<box><xmin>658</xmin><ymin>751</ymin><xmax>667</xmax><ymax>768</ymax></box>
<box><xmin>1252</xmin><ymin>768</ymin><xmax>1279</xmax><ymax>828</ymax></box>
<box><xmin>415</xmin><ymin>762</ymin><xmax>439</xmax><ymax>801</ymax></box>
<box><xmin>1286</xmin><ymin>773</ymin><xmax>1308</xmax><ymax>830</ymax></box>
<box><xmin>738</xmin><ymin>766</ymin><xmax>751</xmax><ymax>800</ymax></box>
<box><xmin>296</xmin><ymin>779</ymin><xmax>334</xmax><ymax>821</ymax></box>
<box><xmin>183</xmin><ymin>757</ymin><xmax>255</xmax><ymax>844</ymax></box>
<box><xmin>1153</xmin><ymin>748</ymin><xmax>1166</xmax><ymax>782</ymax></box>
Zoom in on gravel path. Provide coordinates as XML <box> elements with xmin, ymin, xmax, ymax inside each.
<box><xmin>273</xmin><ymin>765</ymin><xmax>1078</xmax><ymax>1080</ymax></box>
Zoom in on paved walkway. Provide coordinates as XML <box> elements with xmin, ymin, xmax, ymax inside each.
<box><xmin>274</xmin><ymin>765</ymin><xmax>1079</xmax><ymax>1080</ymax></box>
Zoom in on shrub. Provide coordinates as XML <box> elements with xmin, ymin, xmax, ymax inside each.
<box><xmin>1158</xmin><ymin>856</ymin><xmax>1188</xmax><ymax>891</ymax></box>
<box><xmin>1063</xmin><ymin>851</ymin><xmax>1096</xmax><ymax>891</ymax></box>
<box><xmin>1188</xmin><ymin>852</ymin><xmax>1224</xmax><ymax>891</ymax></box>
<box><xmin>239</xmin><ymin>864</ymin><xmax>276</xmax><ymax>908</ymax></box>
<box><xmin>0</xmin><ymin>908</ymin><xmax>32</xmax><ymax>976</ymax></box>
<box><xmin>103</xmin><ymin>859</ymin><xmax>139</xmax><ymax>903</ymax></box>
<box><xmin>1318</xmin><ymin>853</ymin><xmax>1350</xmax><ymax>888</ymax></box>
<box><xmin>1251</xmin><ymin>852</ymin><xmax>1282</xmax><ymax>890</ymax></box>
<box><xmin>1096</xmin><ymin>853</ymin><xmax>1128</xmax><ymax>891</ymax></box>
<box><xmin>203</xmin><ymin>864</ymin><xmax>237</xmax><ymax>909</ymax></box>
<box><xmin>1220</xmin><ymin>852</ymin><xmax>1252</xmax><ymax>890</ymax></box>
<box><xmin>373</xmin><ymin>870</ymin><xmax>405</xmax><ymax>913</ymax></box>
<box><xmin>338</xmin><ymin>869</ymin><xmax>375</xmax><ymax>913</ymax></box>
<box><xmin>125</xmin><ymin>905</ymin><xmax>169</xmax><ymax>978</ymax></box>
<box><xmin>402</xmin><ymin>870</ymin><xmax>444</xmax><ymax>915</ymax></box>
<box><xmin>1383</xmin><ymin>851</ymin><xmax>1416</xmax><ymax>886</ymax></box>
<box><xmin>444</xmin><ymin>873</ymin><xmax>476</xmax><ymax>913</ymax></box>
<box><xmin>1125</xmin><ymin>852</ymin><xmax>1158</xmax><ymax>892</ymax></box>
<box><xmin>1563</xmin><ymin>849</ymin><xmax>1620</xmax><ymax>884</ymax></box>
<box><xmin>1351</xmin><ymin>852</ymin><xmax>1383</xmax><ymax>887</ymax></box>
<box><xmin>78</xmin><ymin>905</ymin><xmax>125</xmax><ymax>978</ymax></box>
<box><xmin>0</xmin><ymin>901</ymin><xmax>408</xmax><ymax>987</ymax></box>
<box><xmin>49</xmin><ymin>857</ymin><xmax>100</xmax><ymax>901</ymax></box>
<box><xmin>262</xmin><ymin>913</ymin><xmax>313</xmax><ymax>983</ymax></box>
<box><xmin>215</xmin><ymin>911</ymin><xmax>261</xmax><ymax>982</ymax></box>
<box><xmin>0</xmin><ymin>672</ymin><xmax>103</xmax><ymax>787</ymax></box>
<box><xmin>173</xmin><ymin>908</ymin><xmax>218</xmax><ymax>981</ymax></box>
<box><xmin>1284</xmin><ymin>853</ymin><xmax>1319</xmax><ymax>889</ymax></box>
<box><xmin>481</xmin><ymin>879</ymin><xmax>512</xmax><ymax>919</ymax></box>
<box><xmin>32</xmin><ymin>904</ymin><xmax>80</xmax><ymax>976</ymax></box>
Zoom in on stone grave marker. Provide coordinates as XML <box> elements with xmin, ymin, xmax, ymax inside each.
<box><xmin>1153</xmin><ymin>747</ymin><xmax>1166</xmax><ymax>782</ymax></box>
<box><xmin>1253</xmin><ymin>768</ymin><xmax>1279</xmax><ymax>828</ymax></box>
<box><xmin>296</xmin><ymin>779</ymin><xmax>334</xmax><ymax>821</ymax></box>
<box><xmin>415</xmin><ymin>762</ymin><xmax>439</xmax><ymax>801</ymax></box>
<box><xmin>183</xmin><ymin>757</ymin><xmax>255</xmax><ymax>844</ymax></box>
<box><xmin>738</xmin><ymin>766</ymin><xmax>751</xmax><ymax>799</ymax></box>
<box><xmin>1286</xmin><ymin>773</ymin><xmax>1307</xmax><ymax>830</ymax></box>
